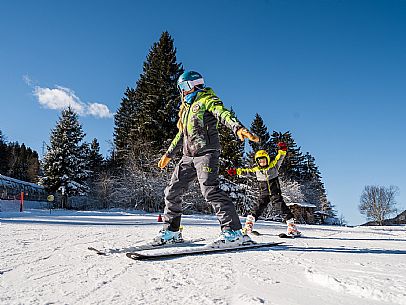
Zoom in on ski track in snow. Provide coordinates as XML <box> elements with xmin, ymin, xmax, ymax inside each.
<box><xmin>1</xmin><ymin>210</ymin><xmax>405</xmax><ymax>305</ymax></box>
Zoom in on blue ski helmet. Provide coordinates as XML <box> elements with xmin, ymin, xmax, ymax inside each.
<box><xmin>177</xmin><ymin>71</ymin><xmax>205</xmax><ymax>92</ymax></box>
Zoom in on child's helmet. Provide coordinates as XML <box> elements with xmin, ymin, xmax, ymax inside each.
<box><xmin>254</xmin><ymin>150</ymin><xmax>270</xmax><ymax>167</ymax></box>
<box><xmin>177</xmin><ymin>71</ymin><xmax>205</xmax><ymax>92</ymax></box>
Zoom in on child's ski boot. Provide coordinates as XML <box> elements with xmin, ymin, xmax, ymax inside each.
<box><xmin>286</xmin><ymin>218</ymin><xmax>301</xmax><ymax>237</ymax></box>
<box><xmin>242</xmin><ymin>215</ymin><xmax>255</xmax><ymax>235</ymax></box>
<box><xmin>208</xmin><ymin>229</ymin><xmax>254</xmax><ymax>248</ymax></box>
<box><xmin>151</xmin><ymin>229</ymin><xmax>183</xmax><ymax>246</ymax></box>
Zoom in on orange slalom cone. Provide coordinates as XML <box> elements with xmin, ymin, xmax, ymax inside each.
<box><xmin>157</xmin><ymin>214</ymin><xmax>163</xmax><ymax>222</ymax></box>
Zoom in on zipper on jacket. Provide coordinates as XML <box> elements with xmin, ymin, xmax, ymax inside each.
<box><xmin>262</xmin><ymin>170</ymin><xmax>272</xmax><ymax>194</ymax></box>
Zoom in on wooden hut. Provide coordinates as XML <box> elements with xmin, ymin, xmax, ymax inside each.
<box><xmin>286</xmin><ymin>202</ymin><xmax>317</xmax><ymax>224</ymax></box>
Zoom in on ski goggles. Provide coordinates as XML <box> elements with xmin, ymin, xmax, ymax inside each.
<box><xmin>256</xmin><ymin>156</ymin><xmax>268</xmax><ymax>163</ymax></box>
<box><xmin>177</xmin><ymin>78</ymin><xmax>204</xmax><ymax>92</ymax></box>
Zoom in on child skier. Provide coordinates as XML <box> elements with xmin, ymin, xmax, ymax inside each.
<box><xmin>227</xmin><ymin>142</ymin><xmax>301</xmax><ymax>237</ymax></box>
<box><xmin>155</xmin><ymin>70</ymin><xmax>260</xmax><ymax>247</ymax></box>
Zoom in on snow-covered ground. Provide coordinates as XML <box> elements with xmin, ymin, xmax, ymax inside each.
<box><xmin>1</xmin><ymin>209</ymin><xmax>405</xmax><ymax>305</ymax></box>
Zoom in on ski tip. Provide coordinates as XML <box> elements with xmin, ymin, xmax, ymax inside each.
<box><xmin>251</xmin><ymin>230</ymin><xmax>262</xmax><ymax>236</ymax></box>
<box><xmin>126</xmin><ymin>252</ymin><xmax>146</xmax><ymax>260</ymax></box>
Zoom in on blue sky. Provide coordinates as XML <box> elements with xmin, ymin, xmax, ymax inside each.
<box><xmin>1</xmin><ymin>0</ymin><xmax>405</xmax><ymax>225</ymax></box>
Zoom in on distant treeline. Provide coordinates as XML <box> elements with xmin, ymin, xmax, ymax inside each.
<box><xmin>0</xmin><ymin>130</ymin><xmax>40</xmax><ymax>183</ymax></box>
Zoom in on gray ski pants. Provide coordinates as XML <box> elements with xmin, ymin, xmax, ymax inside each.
<box><xmin>163</xmin><ymin>151</ymin><xmax>242</xmax><ymax>232</ymax></box>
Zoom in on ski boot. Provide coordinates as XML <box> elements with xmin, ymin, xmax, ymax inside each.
<box><xmin>241</xmin><ymin>215</ymin><xmax>255</xmax><ymax>235</ymax></box>
<box><xmin>151</xmin><ymin>229</ymin><xmax>183</xmax><ymax>246</ymax></box>
<box><xmin>208</xmin><ymin>229</ymin><xmax>255</xmax><ymax>249</ymax></box>
<box><xmin>286</xmin><ymin>218</ymin><xmax>301</xmax><ymax>237</ymax></box>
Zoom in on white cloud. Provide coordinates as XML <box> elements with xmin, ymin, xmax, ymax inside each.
<box><xmin>34</xmin><ymin>86</ymin><xmax>85</xmax><ymax>114</ymax></box>
<box><xmin>32</xmin><ymin>84</ymin><xmax>113</xmax><ymax>119</ymax></box>
<box><xmin>87</xmin><ymin>102</ymin><xmax>114</xmax><ymax>118</ymax></box>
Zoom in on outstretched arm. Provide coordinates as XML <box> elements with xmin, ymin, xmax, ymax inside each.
<box><xmin>166</xmin><ymin>130</ymin><xmax>183</xmax><ymax>158</ymax></box>
<box><xmin>236</xmin><ymin>166</ymin><xmax>260</xmax><ymax>176</ymax></box>
<box><xmin>206</xmin><ymin>96</ymin><xmax>243</xmax><ymax>134</ymax></box>
<box><xmin>204</xmin><ymin>91</ymin><xmax>259</xmax><ymax>142</ymax></box>
<box><xmin>267</xmin><ymin>150</ymin><xmax>287</xmax><ymax>169</ymax></box>
<box><xmin>227</xmin><ymin>166</ymin><xmax>259</xmax><ymax>177</ymax></box>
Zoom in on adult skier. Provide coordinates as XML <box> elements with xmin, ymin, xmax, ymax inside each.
<box><xmin>155</xmin><ymin>71</ymin><xmax>259</xmax><ymax>247</ymax></box>
<box><xmin>227</xmin><ymin>142</ymin><xmax>301</xmax><ymax>237</ymax></box>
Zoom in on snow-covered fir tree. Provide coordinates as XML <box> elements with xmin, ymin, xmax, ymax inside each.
<box><xmin>322</xmin><ymin>201</ymin><xmax>338</xmax><ymax>219</ymax></box>
<box><xmin>113</xmin><ymin>87</ymin><xmax>138</xmax><ymax>161</ymax></box>
<box><xmin>109</xmin><ymin>31</ymin><xmax>184</xmax><ymax>211</ymax></box>
<box><xmin>42</xmin><ymin>107</ymin><xmax>90</xmax><ymax>196</ymax></box>
<box><xmin>26</xmin><ymin>148</ymin><xmax>40</xmax><ymax>183</ymax></box>
<box><xmin>248</xmin><ymin>113</ymin><xmax>272</xmax><ymax>162</ymax></box>
<box><xmin>113</xmin><ymin>31</ymin><xmax>183</xmax><ymax>162</ymax></box>
<box><xmin>88</xmin><ymin>138</ymin><xmax>104</xmax><ymax>176</ymax></box>
<box><xmin>133</xmin><ymin>31</ymin><xmax>183</xmax><ymax>148</ymax></box>
<box><xmin>216</xmin><ymin>107</ymin><xmax>253</xmax><ymax>214</ymax></box>
<box><xmin>270</xmin><ymin>131</ymin><xmax>304</xmax><ymax>181</ymax></box>
<box><xmin>299</xmin><ymin>152</ymin><xmax>328</xmax><ymax>210</ymax></box>
<box><xmin>218</xmin><ymin>107</ymin><xmax>244</xmax><ymax>175</ymax></box>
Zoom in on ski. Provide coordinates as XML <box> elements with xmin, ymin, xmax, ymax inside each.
<box><xmin>250</xmin><ymin>231</ymin><xmax>302</xmax><ymax>238</ymax></box>
<box><xmin>278</xmin><ymin>233</ymin><xmax>301</xmax><ymax>239</ymax></box>
<box><xmin>126</xmin><ymin>241</ymin><xmax>284</xmax><ymax>260</ymax></box>
<box><xmin>88</xmin><ymin>238</ymin><xmax>205</xmax><ymax>255</ymax></box>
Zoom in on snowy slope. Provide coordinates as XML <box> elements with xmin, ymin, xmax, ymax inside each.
<box><xmin>1</xmin><ymin>210</ymin><xmax>405</xmax><ymax>305</ymax></box>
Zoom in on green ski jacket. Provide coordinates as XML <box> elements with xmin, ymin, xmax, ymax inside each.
<box><xmin>166</xmin><ymin>88</ymin><xmax>244</xmax><ymax>157</ymax></box>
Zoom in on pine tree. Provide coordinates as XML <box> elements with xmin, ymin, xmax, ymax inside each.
<box><xmin>26</xmin><ymin>149</ymin><xmax>40</xmax><ymax>183</ymax></box>
<box><xmin>6</xmin><ymin>142</ymin><xmax>27</xmax><ymax>181</ymax></box>
<box><xmin>248</xmin><ymin>114</ymin><xmax>272</xmax><ymax>162</ymax></box>
<box><xmin>322</xmin><ymin>201</ymin><xmax>338</xmax><ymax>219</ymax></box>
<box><xmin>301</xmin><ymin>152</ymin><xmax>321</xmax><ymax>181</ymax></box>
<box><xmin>14</xmin><ymin>143</ymin><xmax>28</xmax><ymax>180</ymax></box>
<box><xmin>113</xmin><ymin>31</ymin><xmax>183</xmax><ymax>161</ymax></box>
<box><xmin>88</xmin><ymin>138</ymin><xmax>104</xmax><ymax>176</ymax></box>
<box><xmin>42</xmin><ymin>107</ymin><xmax>89</xmax><ymax>196</ymax></box>
<box><xmin>217</xmin><ymin>107</ymin><xmax>247</xmax><ymax>213</ymax></box>
<box><xmin>113</xmin><ymin>87</ymin><xmax>138</xmax><ymax>161</ymax></box>
<box><xmin>300</xmin><ymin>152</ymin><xmax>328</xmax><ymax>210</ymax></box>
<box><xmin>218</xmin><ymin>107</ymin><xmax>245</xmax><ymax>175</ymax></box>
<box><xmin>132</xmin><ymin>31</ymin><xmax>183</xmax><ymax>152</ymax></box>
<box><xmin>5</xmin><ymin>142</ymin><xmax>18</xmax><ymax>178</ymax></box>
<box><xmin>270</xmin><ymin>131</ymin><xmax>304</xmax><ymax>181</ymax></box>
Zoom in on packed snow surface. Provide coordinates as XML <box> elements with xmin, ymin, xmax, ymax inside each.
<box><xmin>1</xmin><ymin>209</ymin><xmax>405</xmax><ymax>305</ymax></box>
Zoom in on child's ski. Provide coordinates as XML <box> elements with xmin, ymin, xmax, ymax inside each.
<box><xmin>250</xmin><ymin>231</ymin><xmax>302</xmax><ymax>238</ymax></box>
<box><xmin>88</xmin><ymin>238</ymin><xmax>205</xmax><ymax>255</ymax></box>
<box><xmin>126</xmin><ymin>241</ymin><xmax>284</xmax><ymax>260</ymax></box>
<box><xmin>278</xmin><ymin>233</ymin><xmax>301</xmax><ymax>239</ymax></box>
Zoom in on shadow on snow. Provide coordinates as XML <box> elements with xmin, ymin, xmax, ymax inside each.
<box><xmin>284</xmin><ymin>245</ymin><xmax>406</xmax><ymax>255</ymax></box>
